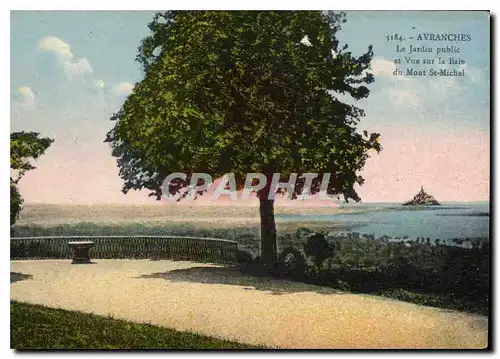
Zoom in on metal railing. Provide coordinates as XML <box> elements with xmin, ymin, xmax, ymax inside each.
<box><xmin>11</xmin><ymin>235</ymin><xmax>239</xmax><ymax>265</ymax></box>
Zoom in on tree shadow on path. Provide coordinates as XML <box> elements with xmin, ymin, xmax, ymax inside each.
<box><xmin>137</xmin><ymin>266</ymin><xmax>345</xmax><ymax>295</ymax></box>
<box><xmin>11</xmin><ymin>272</ymin><xmax>33</xmax><ymax>283</ymax></box>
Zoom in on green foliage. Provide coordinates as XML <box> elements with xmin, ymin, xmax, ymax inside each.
<box><xmin>10</xmin><ymin>179</ymin><xmax>23</xmax><ymax>226</ymax></box>
<box><xmin>11</xmin><ymin>221</ymin><xmax>260</xmax><ymax>240</ymax></box>
<box><xmin>303</xmin><ymin>233</ymin><xmax>335</xmax><ymax>270</ymax></box>
<box><xmin>276</xmin><ymin>232</ymin><xmax>488</xmax><ymax>314</ymax></box>
<box><xmin>10</xmin><ymin>131</ymin><xmax>54</xmax><ymax>180</ymax></box>
<box><xmin>334</xmin><ymin>233</ymin><xmax>380</xmax><ymax>269</ymax></box>
<box><xmin>106</xmin><ymin>11</ymin><xmax>380</xmax><ymax>199</ymax></box>
<box><xmin>236</xmin><ymin>248</ymin><xmax>255</xmax><ymax>263</ymax></box>
<box><xmin>236</xmin><ymin>248</ymin><xmax>258</xmax><ymax>272</ymax></box>
<box><xmin>10</xmin><ymin>131</ymin><xmax>54</xmax><ymax>225</ymax></box>
<box><xmin>11</xmin><ymin>301</ymin><xmax>259</xmax><ymax>349</ymax></box>
<box><xmin>105</xmin><ymin>11</ymin><xmax>381</xmax><ymax>267</ymax></box>
<box><xmin>278</xmin><ymin>246</ymin><xmax>308</xmax><ymax>278</ymax></box>
<box><xmin>295</xmin><ymin>227</ymin><xmax>314</xmax><ymax>239</ymax></box>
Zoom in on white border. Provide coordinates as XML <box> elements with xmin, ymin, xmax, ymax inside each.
<box><xmin>4</xmin><ymin>1</ymin><xmax>498</xmax><ymax>11</ymax></box>
<box><xmin>3</xmin><ymin>2</ymin><xmax>497</xmax><ymax>358</ymax></box>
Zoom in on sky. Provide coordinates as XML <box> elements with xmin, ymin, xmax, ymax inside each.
<box><xmin>10</xmin><ymin>11</ymin><xmax>490</xmax><ymax>204</ymax></box>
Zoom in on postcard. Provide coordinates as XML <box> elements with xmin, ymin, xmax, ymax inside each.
<box><xmin>10</xmin><ymin>10</ymin><xmax>490</xmax><ymax>350</ymax></box>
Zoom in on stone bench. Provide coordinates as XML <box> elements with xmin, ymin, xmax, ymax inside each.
<box><xmin>68</xmin><ymin>241</ymin><xmax>95</xmax><ymax>264</ymax></box>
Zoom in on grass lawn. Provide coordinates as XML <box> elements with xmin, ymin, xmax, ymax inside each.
<box><xmin>11</xmin><ymin>301</ymin><xmax>262</xmax><ymax>349</ymax></box>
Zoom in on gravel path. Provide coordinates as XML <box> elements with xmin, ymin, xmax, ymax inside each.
<box><xmin>10</xmin><ymin>259</ymin><xmax>488</xmax><ymax>349</ymax></box>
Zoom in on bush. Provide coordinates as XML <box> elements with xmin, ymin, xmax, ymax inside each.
<box><xmin>235</xmin><ymin>249</ymin><xmax>254</xmax><ymax>263</ymax></box>
<box><xmin>235</xmin><ymin>249</ymin><xmax>265</xmax><ymax>274</ymax></box>
<box><xmin>277</xmin><ymin>246</ymin><xmax>308</xmax><ymax>279</ymax></box>
<box><xmin>303</xmin><ymin>233</ymin><xmax>335</xmax><ymax>271</ymax></box>
<box><xmin>295</xmin><ymin>227</ymin><xmax>314</xmax><ymax>240</ymax></box>
<box><xmin>276</xmin><ymin>231</ymin><xmax>489</xmax><ymax>314</ymax></box>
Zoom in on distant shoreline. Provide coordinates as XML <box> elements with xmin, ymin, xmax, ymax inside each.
<box><xmin>22</xmin><ymin>201</ymin><xmax>490</xmax><ymax>206</ymax></box>
<box><xmin>16</xmin><ymin>202</ymin><xmax>490</xmax><ymax>226</ymax></box>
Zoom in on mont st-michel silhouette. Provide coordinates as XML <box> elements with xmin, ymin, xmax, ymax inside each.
<box><xmin>403</xmin><ymin>186</ymin><xmax>441</xmax><ymax>206</ymax></box>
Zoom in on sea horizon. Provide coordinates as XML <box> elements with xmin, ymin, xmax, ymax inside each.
<box><xmin>19</xmin><ymin>199</ymin><xmax>490</xmax><ymax>206</ymax></box>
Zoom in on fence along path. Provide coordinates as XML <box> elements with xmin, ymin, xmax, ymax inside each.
<box><xmin>11</xmin><ymin>235</ymin><xmax>239</xmax><ymax>265</ymax></box>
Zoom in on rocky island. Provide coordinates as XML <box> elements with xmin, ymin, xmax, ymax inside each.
<box><xmin>403</xmin><ymin>186</ymin><xmax>441</xmax><ymax>206</ymax></box>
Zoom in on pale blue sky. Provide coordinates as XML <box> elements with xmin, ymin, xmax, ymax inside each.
<box><xmin>10</xmin><ymin>11</ymin><xmax>490</xmax><ymax>203</ymax></box>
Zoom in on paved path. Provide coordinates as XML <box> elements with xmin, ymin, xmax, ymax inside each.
<box><xmin>10</xmin><ymin>260</ymin><xmax>488</xmax><ymax>349</ymax></box>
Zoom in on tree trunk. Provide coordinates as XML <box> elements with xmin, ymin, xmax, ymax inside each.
<box><xmin>259</xmin><ymin>198</ymin><xmax>278</xmax><ymax>270</ymax></box>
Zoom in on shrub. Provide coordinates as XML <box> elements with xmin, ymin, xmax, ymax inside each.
<box><xmin>303</xmin><ymin>233</ymin><xmax>335</xmax><ymax>271</ymax></box>
<box><xmin>235</xmin><ymin>249</ymin><xmax>254</xmax><ymax>263</ymax></box>
<box><xmin>295</xmin><ymin>227</ymin><xmax>314</xmax><ymax>240</ymax></box>
<box><xmin>277</xmin><ymin>246</ymin><xmax>308</xmax><ymax>279</ymax></box>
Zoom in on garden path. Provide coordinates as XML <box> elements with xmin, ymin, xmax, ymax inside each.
<box><xmin>11</xmin><ymin>259</ymin><xmax>488</xmax><ymax>349</ymax></box>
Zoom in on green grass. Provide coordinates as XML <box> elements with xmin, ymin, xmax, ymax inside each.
<box><xmin>11</xmin><ymin>301</ymin><xmax>262</xmax><ymax>349</ymax></box>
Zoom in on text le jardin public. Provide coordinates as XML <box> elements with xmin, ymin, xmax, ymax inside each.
<box><xmin>386</xmin><ymin>32</ymin><xmax>472</xmax><ymax>77</ymax></box>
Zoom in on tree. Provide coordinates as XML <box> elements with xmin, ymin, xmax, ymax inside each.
<box><xmin>10</xmin><ymin>178</ymin><xmax>23</xmax><ymax>226</ymax></box>
<box><xmin>303</xmin><ymin>233</ymin><xmax>335</xmax><ymax>271</ymax></box>
<box><xmin>105</xmin><ymin>11</ymin><xmax>381</xmax><ymax>269</ymax></box>
<box><xmin>10</xmin><ymin>131</ymin><xmax>54</xmax><ymax>225</ymax></box>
